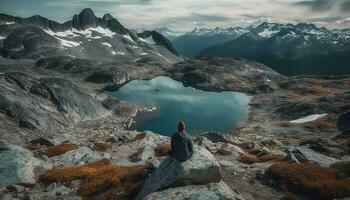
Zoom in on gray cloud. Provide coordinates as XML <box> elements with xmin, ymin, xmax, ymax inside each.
<box><xmin>296</xmin><ymin>0</ymin><xmax>350</xmax><ymax>12</ymax></box>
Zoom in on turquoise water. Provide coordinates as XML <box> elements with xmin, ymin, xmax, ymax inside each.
<box><xmin>110</xmin><ymin>76</ymin><xmax>250</xmax><ymax>136</ymax></box>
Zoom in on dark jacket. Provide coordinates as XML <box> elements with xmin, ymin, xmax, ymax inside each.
<box><xmin>170</xmin><ymin>132</ymin><xmax>193</xmax><ymax>161</ymax></box>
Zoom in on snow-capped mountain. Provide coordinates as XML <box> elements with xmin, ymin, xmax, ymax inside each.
<box><xmin>172</xmin><ymin>27</ymin><xmax>249</xmax><ymax>58</ymax></box>
<box><xmin>198</xmin><ymin>22</ymin><xmax>350</xmax><ymax>75</ymax></box>
<box><xmin>153</xmin><ymin>27</ymin><xmax>185</xmax><ymax>41</ymax></box>
<box><xmin>0</xmin><ymin>8</ymin><xmax>182</xmax><ymax>64</ymax></box>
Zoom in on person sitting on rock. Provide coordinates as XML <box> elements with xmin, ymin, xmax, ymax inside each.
<box><xmin>170</xmin><ymin>121</ymin><xmax>194</xmax><ymax>161</ymax></box>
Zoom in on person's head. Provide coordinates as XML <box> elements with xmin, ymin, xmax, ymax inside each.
<box><xmin>178</xmin><ymin>121</ymin><xmax>185</xmax><ymax>132</ymax></box>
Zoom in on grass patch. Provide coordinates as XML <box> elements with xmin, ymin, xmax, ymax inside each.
<box><xmin>40</xmin><ymin>159</ymin><xmax>152</xmax><ymax>200</ymax></box>
<box><xmin>258</xmin><ymin>154</ymin><xmax>285</xmax><ymax>162</ymax></box>
<box><xmin>40</xmin><ymin>144</ymin><xmax>78</xmax><ymax>157</ymax></box>
<box><xmin>154</xmin><ymin>144</ymin><xmax>171</xmax><ymax>157</ymax></box>
<box><xmin>133</xmin><ymin>133</ymin><xmax>146</xmax><ymax>141</ymax></box>
<box><xmin>240</xmin><ymin>154</ymin><xmax>260</xmax><ymax>164</ymax></box>
<box><xmin>240</xmin><ymin>154</ymin><xmax>286</xmax><ymax>164</ymax></box>
<box><xmin>265</xmin><ymin>162</ymin><xmax>350</xmax><ymax>199</ymax></box>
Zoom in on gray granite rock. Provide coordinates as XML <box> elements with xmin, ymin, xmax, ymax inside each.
<box><xmin>135</xmin><ymin>146</ymin><xmax>222</xmax><ymax>199</ymax></box>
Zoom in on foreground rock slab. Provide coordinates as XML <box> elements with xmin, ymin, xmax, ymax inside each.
<box><xmin>0</xmin><ymin>141</ymin><xmax>52</xmax><ymax>186</ymax></box>
<box><xmin>145</xmin><ymin>181</ymin><xmax>244</xmax><ymax>200</ymax></box>
<box><xmin>295</xmin><ymin>146</ymin><xmax>339</xmax><ymax>167</ymax></box>
<box><xmin>136</xmin><ymin>146</ymin><xmax>221</xmax><ymax>199</ymax></box>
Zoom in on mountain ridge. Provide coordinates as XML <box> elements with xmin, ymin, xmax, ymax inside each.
<box><xmin>198</xmin><ymin>22</ymin><xmax>350</xmax><ymax>75</ymax></box>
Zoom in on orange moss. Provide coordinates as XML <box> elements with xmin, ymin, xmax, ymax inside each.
<box><xmin>240</xmin><ymin>154</ymin><xmax>260</xmax><ymax>164</ymax></box>
<box><xmin>258</xmin><ymin>154</ymin><xmax>285</xmax><ymax>162</ymax></box>
<box><xmin>302</xmin><ymin>115</ymin><xmax>336</xmax><ymax>133</ymax></box>
<box><xmin>243</xmin><ymin>148</ymin><xmax>260</xmax><ymax>154</ymax></box>
<box><xmin>133</xmin><ymin>133</ymin><xmax>146</xmax><ymax>141</ymax></box>
<box><xmin>40</xmin><ymin>159</ymin><xmax>151</xmax><ymax>200</ymax></box>
<box><xmin>154</xmin><ymin>144</ymin><xmax>171</xmax><ymax>157</ymax></box>
<box><xmin>299</xmin><ymin>85</ymin><xmax>334</xmax><ymax>95</ymax></box>
<box><xmin>215</xmin><ymin>148</ymin><xmax>232</xmax><ymax>156</ymax></box>
<box><xmin>266</xmin><ymin>162</ymin><xmax>350</xmax><ymax>199</ymax></box>
<box><xmin>41</xmin><ymin>144</ymin><xmax>78</xmax><ymax>157</ymax></box>
<box><xmin>93</xmin><ymin>142</ymin><xmax>111</xmax><ymax>152</ymax></box>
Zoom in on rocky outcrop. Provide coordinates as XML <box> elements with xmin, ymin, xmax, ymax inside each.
<box><xmin>295</xmin><ymin>146</ymin><xmax>339</xmax><ymax>167</ymax></box>
<box><xmin>337</xmin><ymin>110</ymin><xmax>350</xmax><ymax>134</ymax></box>
<box><xmin>1</xmin><ymin>26</ymin><xmax>61</xmax><ymax>59</ymax></box>
<box><xmin>138</xmin><ymin>30</ymin><xmax>180</xmax><ymax>56</ymax></box>
<box><xmin>0</xmin><ymin>72</ymin><xmax>110</xmax><ymax>130</ymax></box>
<box><xmin>0</xmin><ymin>141</ymin><xmax>52</xmax><ymax>186</ymax></box>
<box><xmin>72</xmin><ymin>8</ymin><xmax>98</xmax><ymax>30</ymax></box>
<box><xmin>168</xmin><ymin>57</ymin><xmax>284</xmax><ymax>94</ymax></box>
<box><xmin>135</xmin><ymin>146</ymin><xmax>222</xmax><ymax>199</ymax></box>
<box><xmin>145</xmin><ymin>181</ymin><xmax>244</xmax><ymax>200</ymax></box>
<box><xmin>51</xmin><ymin>146</ymin><xmax>105</xmax><ymax>167</ymax></box>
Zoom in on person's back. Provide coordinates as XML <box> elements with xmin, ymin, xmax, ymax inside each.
<box><xmin>171</xmin><ymin>121</ymin><xmax>193</xmax><ymax>162</ymax></box>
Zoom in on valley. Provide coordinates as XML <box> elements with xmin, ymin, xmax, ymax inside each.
<box><xmin>0</xmin><ymin>8</ymin><xmax>349</xmax><ymax>200</ymax></box>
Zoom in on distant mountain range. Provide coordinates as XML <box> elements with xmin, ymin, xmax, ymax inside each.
<box><xmin>0</xmin><ymin>8</ymin><xmax>182</xmax><ymax>64</ymax></box>
<box><xmin>171</xmin><ymin>27</ymin><xmax>249</xmax><ymax>58</ymax></box>
<box><xmin>197</xmin><ymin>23</ymin><xmax>350</xmax><ymax>75</ymax></box>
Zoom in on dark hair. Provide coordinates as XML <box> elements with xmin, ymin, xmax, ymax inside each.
<box><xmin>178</xmin><ymin>121</ymin><xmax>185</xmax><ymax>132</ymax></box>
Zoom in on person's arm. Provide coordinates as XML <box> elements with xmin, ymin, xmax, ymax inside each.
<box><xmin>188</xmin><ymin>139</ymin><xmax>194</xmax><ymax>158</ymax></box>
<box><xmin>170</xmin><ymin>135</ymin><xmax>175</xmax><ymax>156</ymax></box>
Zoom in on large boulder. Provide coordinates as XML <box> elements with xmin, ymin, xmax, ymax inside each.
<box><xmin>51</xmin><ymin>146</ymin><xmax>103</xmax><ymax>167</ymax></box>
<box><xmin>337</xmin><ymin>110</ymin><xmax>350</xmax><ymax>134</ymax></box>
<box><xmin>295</xmin><ymin>146</ymin><xmax>339</xmax><ymax>167</ymax></box>
<box><xmin>0</xmin><ymin>141</ymin><xmax>52</xmax><ymax>186</ymax></box>
<box><xmin>135</xmin><ymin>146</ymin><xmax>221</xmax><ymax>199</ymax></box>
<box><xmin>144</xmin><ymin>181</ymin><xmax>244</xmax><ymax>200</ymax></box>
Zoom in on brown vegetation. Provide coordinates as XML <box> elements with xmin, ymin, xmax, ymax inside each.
<box><xmin>302</xmin><ymin>115</ymin><xmax>336</xmax><ymax>133</ymax></box>
<box><xmin>40</xmin><ymin>159</ymin><xmax>152</xmax><ymax>200</ymax></box>
<box><xmin>154</xmin><ymin>144</ymin><xmax>171</xmax><ymax>157</ymax></box>
<box><xmin>265</xmin><ymin>162</ymin><xmax>350</xmax><ymax>199</ymax></box>
<box><xmin>258</xmin><ymin>154</ymin><xmax>285</xmax><ymax>162</ymax></box>
<box><xmin>93</xmin><ymin>142</ymin><xmax>111</xmax><ymax>152</ymax></box>
<box><xmin>133</xmin><ymin>133</ymin><xmax>146</xmax><ymax>141</ymax></box>
<box><xmin>240</xmin><ymin>153</ymin><xmax>286</xmax><ymax>164</ymax></box>
<box><xmin>240</xmin><ymin>154</ymin><xmax>261</xmax><ymax>164</ymax></box>
<box><xmin>40</xmin><ymin>144</ymin><xmax>78</xmax><ymax>157</ymax></box>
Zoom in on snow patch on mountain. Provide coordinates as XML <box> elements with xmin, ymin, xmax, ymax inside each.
<box><xmin>140</xmin><ymin>36</ymin><xmax>156</xmax><ymax>45</ymax></box>
<box><xmin>290</xmin><ymin>114</ymin><xmax>327</xmax><ymax>124</ymax></box>
<box><xmin>44</xmin><ymin>29</ymin><xmax>80</xmax><ymax>48</ymax></box>
<box><xmin>122</xmin><ymin>34</ymin><xmax>135</xmax><ymax>43</ymax></box>
<box><xmin>0</xmin><ymin>35</ymin><xmax>6</xmax><ymax>40</ymax></box>
<box><xmin>101</xmin><ymin>42</ymin><xmax>112</xmax><ymax>47</ymax></box>
<box><xmin>74</xmin><ymin>27</ymin><xmax>116</xmax><ymax>38</ymax></box>
<box><xmin>258</xmin><ymin>29</ymin><xmax>280</xmax><ymax>37</ymax></box>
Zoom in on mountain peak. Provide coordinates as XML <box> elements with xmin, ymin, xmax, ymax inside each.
<box><xmin>72</xmin><ymin>8</ymin><xmax>98</xmax><ymax>30</ymax></box>
<box><xmin>102</xmin><ymin>13</ymin><xmax>114</xmax><ymax>21</ymax></box>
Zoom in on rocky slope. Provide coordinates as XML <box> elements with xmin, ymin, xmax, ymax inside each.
<box><xmin>0</xmin><ymin>8</ymin><xmax>182</xmax><ymax>63</ymax></box>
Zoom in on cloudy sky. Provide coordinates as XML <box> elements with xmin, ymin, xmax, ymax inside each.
<box><xmin>0</xmin><ymin>0</ymin><xmax>349</xmax><ymax>31</ymax></box>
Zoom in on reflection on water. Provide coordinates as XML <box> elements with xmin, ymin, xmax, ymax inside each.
<box><xmin>109</xmin><ymin>76</ymin><xmax>251</xmax><ymax>136</ymax></box>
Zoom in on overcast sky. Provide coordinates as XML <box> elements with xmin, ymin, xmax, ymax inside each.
<box><xmin>0</xmin><ymin>0</ymin><xmax>349</xmax><ymax>31</ymax></box>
